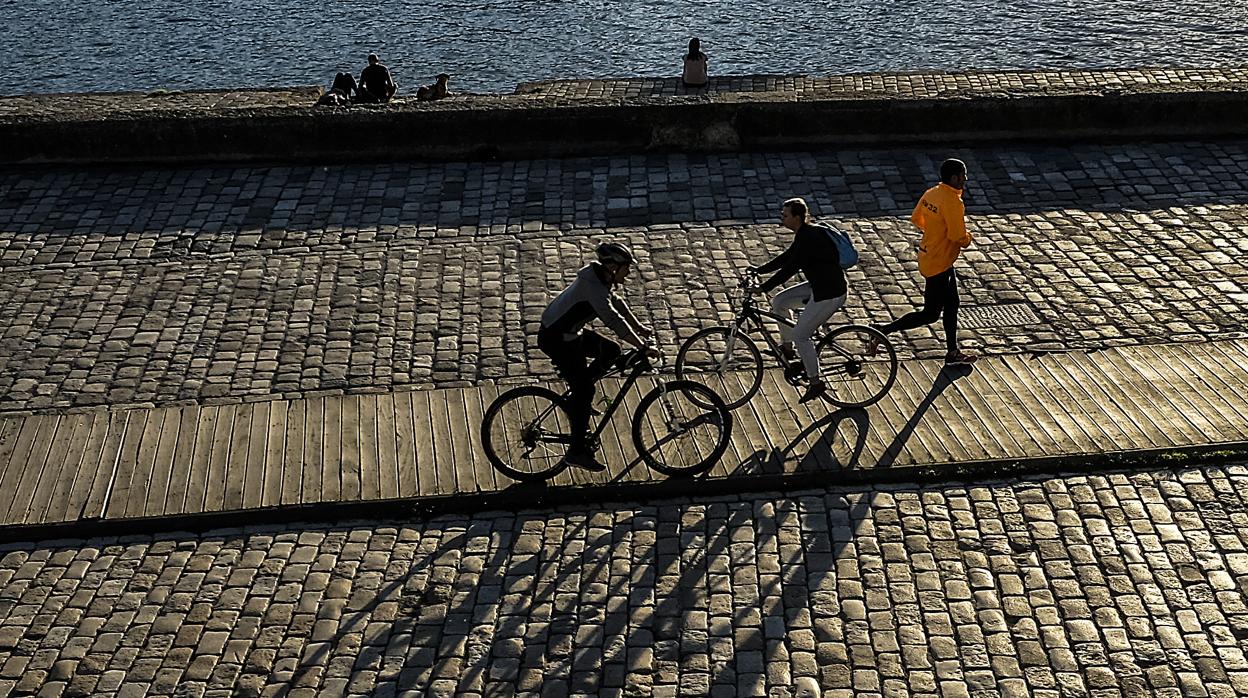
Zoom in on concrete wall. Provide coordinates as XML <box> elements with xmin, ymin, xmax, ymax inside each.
<box><xmin>2</xmin><ymin>79</ymin><xmax>1246</xmax><ymax>165</ymax></box>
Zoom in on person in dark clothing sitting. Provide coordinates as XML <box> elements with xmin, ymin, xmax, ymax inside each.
<box><xmin>356</xmin><ymin>54</ymin><xmax>397</xmax><ymax>103</ymax></box>
<box><xmin>748</xmin><ymin>197</ymin><xmax>848</xmax><ymax>403</ymax></box>
<box><xmin>316</xmin><ymin>72</ymin><xmax>357</xmax><ymax>106</ymax></box>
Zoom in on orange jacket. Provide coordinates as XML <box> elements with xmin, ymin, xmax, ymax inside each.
<box><xmin>911</xmin><ymin>183</ymin><xmax>972</xmax><ymax>278</ymax></box>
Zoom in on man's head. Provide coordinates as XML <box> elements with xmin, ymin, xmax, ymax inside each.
<box><xmin>596</xmin><ymin>241</ymin><xmax>635</xmax><ymax>284</ymax></box>
<box><xmin>368</xmin><ymin>53</ymin><xmax>379</xmax><ymax>65</ymax></box>
<box><xmin>781</xmin><ymin>197</ymin><xmax>808</xmax><ymax>232</ymax></box>
<box><xmin>940</xmin><ymin>158</ymin><xmax>968</xmax><ymax>189</ymax></box>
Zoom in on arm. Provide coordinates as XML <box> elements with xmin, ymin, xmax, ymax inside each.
<box><xmin>610</xmin><ymin>294</ymin><xmax>650</xmax><ymax>338</ymax></box>
<box><xmin>591</xmin><ymin>289</ymin><xmax>646</xmax><ymax>348</ymax></box>
<box><xmin>910</xmin><ymin>198</ymin><xmax>924</xmax><ymax>230</ymax></box>
<box><xmin>945</xmin><ymin>199</ymin><xmax>972</xmax><ymax>248</ymax></box>
<box><xmin>755</xmin><ymin>236</ymin><xmax>802</xmax><ymax>294</ymax></box>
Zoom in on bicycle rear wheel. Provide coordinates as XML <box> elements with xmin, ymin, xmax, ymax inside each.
<box><xmin>674</xmin><ymin>326</ymin><xmax>763</xmax><ymax>410</ymax></box>
<box><xmin>815</xmin><ymin>324</ymin><xmax>898</xmax><ymax>408</ymax></box>
<box><xmin>481</xmin><ymin>386</ymin><xmax>572</xmax><ymax>482</ymax></box>
<box><xmin>631</xmin><ymin>380</ymin><xmax>732</xmax><ymax>477</ymax></box>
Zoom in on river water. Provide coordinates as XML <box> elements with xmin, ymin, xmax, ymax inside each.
<box><xmin>8</xmin><ymin>0</ymin><xmax>1248</xmax><ymax>95</ymax></box>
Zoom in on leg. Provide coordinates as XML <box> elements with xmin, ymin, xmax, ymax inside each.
<box><xmin>580</xmin><ymin>330</ymin><xmax>622</xmax><ymax>379</ymax></box>
<box><xmin>792</xmin><ymin>294</ymin><xmax>847</xmax><ymax>380</ymax></box>
<box><xmin>538</xmin><ymin>334</ymin><xmax>593</xmax><ymax>452</ymax></box>
<box><xmin>941</xmin><ymin>269</ymin><xmax>960</xmax><ymax>356</ymax></box>
<box><xmin>771</xmin><ymin>282</ymin><xmax>812</xmax><ymax>345</ymax></box>
<box><xmin>877</xmin><ymin>269</ymin><xmax>952</xmax><ymax>335</ymax></box>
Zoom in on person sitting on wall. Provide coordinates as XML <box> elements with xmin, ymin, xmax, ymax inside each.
<box><xmin>416</xmin><ymin>73</ymin><xmax>451</xmax><ymax>101</ymax></box>
<box><xmin>356</xmin><ymin>53</ymin><xmax>397</xmax><ymax>103</ymax></box>
<box><xmin>682</xmin><ymin>38</ymin><xmax>708</xmax><ymax>88</ymax></box>
<box><xmin>316</xmin><ymin>72</ymin><xmax>357</xmax><ymax>106</ymax></box>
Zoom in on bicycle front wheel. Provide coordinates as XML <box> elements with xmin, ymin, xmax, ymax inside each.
<box><xmin>674</xmin><ymin>326</ymin><xmax>763</xmax><ymax>410</ymax></box>
<box><xmin>631</xmin><ymin>380</ymin><xmax>732</xmax><ymax>477</ymax></box>
<box><xmin>816</xmin><ymin>324</ymin><xmax>898</xmax><ymax>408</ymax></box>
<box><xmin>481</xmin><ymin>386</ymin><xmax>572</xmax><ymax>482</ymax></box>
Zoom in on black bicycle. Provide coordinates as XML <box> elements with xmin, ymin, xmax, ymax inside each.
<box><xmin>481</xmin><ymin>346</ymin><xmax>733</xmax><ymax>482</ymax></box>
<box><xmin>675</xmin><ymin>270</ymin><xmax>899</xmax><ymax>409</ymax></box>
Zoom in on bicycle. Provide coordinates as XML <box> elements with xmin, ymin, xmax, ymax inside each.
<box><xmin>481</xmin><ymin>345</ymin><xmax>733</xmax><ymax>482</ymax></box>
<box><xmin>675</xmin><ymin>270</ymin><xmax>899</xmax><ymax>410</ymax></box>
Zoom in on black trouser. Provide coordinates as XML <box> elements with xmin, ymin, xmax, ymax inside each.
<box><xmin>878</xmin><ymin>268</ymin><xmax>960</xmax><ymax>355</ymax></box>
<box><xmin>538</xmin><ymin>329</ymin><xmax>621</xmax><ymax>452</ymax></box>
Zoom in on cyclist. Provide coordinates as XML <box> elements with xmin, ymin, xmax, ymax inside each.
<box><xmin>538</xmin><ymin>242</ymin><xmax>656</xmax><ymax>471</ymax></box>
<box><xmin>748</xmin><ymin>197</ymin><xmax>847</xmax><ymax>404</ymax></box>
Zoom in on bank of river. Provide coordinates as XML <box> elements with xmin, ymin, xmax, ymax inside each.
<box><xmin>4</xmin><ymin>0</ymin><xmax>1247</xmax><ymax>96</ymax></box>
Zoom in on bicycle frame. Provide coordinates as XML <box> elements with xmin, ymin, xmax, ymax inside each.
<box><xmin>717</xmin><ymin>274</ymin><xmax>856</xmax><ymax>373</ymax></box>
<box><xmin>524</xmin><ymin>349</ymin><xmax>656</xmax><ymax>448</ymax></box>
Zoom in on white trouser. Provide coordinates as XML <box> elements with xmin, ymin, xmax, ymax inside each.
<box><xmin>771</xmin><ymin>282</ymin><xmax>847</xmax><ymax>380</ymax></box>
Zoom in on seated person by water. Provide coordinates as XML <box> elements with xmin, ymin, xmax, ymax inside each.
<box><xmin>682</xmin><ymin>38</ymin><xmax>708</xmax><ymax>87</ymax></box>
<box><xmin>316</xmin><ymin>72</ymin><xmax>357</xmax><ymax>106</ymax></box>
<box><xmin>416</xmin><ymin>73</ymin><xmax>451</xmax><ymax>101</ymax></box>
<box><xmin>356</xmin><ymin>54</ymin><xmax>397</xmax><ymax>103</ymax></box>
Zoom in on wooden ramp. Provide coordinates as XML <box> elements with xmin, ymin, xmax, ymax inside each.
<box><xmin>2</xmin><ymin>340</ymin><xmax>1248</xmax><ymax>530</ymax></box>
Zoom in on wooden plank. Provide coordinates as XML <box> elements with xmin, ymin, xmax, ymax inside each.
<box><xmin>427</xmin><ymin>390</ymin><xmax>458</xmax><ymax>495</ymax></box>
<box><xmin>43</xmin><ymin>411</ymin><xmax>104</xmax><ymax>524</ymax></box>
<box><xmin>1082</xmin><ymin>349</ymin><xmax>1203</xmax><ymax>444</ymax></box>
<box><xmin>1130</xmin><ymin>347</ymin><xmax>1239</xmax><ymax>441</ymax></box>
<box><xmin>748</xmin><ymin>371</ymin><xmax>807</xmax><ymax>474</ymax></box>
<box><xmin>232</xmin><ymin>401</ymin><xmax>265</xmax><ymax>511</ymax></box>
<box><xmin>1175</xmin><ymin>343</ymin><xmax>1248</xmax><ymax>418</ymax></box>
<box><xmin>443</xmin><ymin>388</ymin><xmax>482</xmax><ymax>493</ymax></box>
<box><xmin>1068</xmin><ymin>352</ymin><xmax>1180</xmax><ymax>447</ymax></box>
<box><xmin>393</xmin><ymin>391</ymin><xmax>420</xmax><ymax>497</ymax></box>
<box><xmin>883</xmin><ymin>361</ymin><xmax>966</xmax><ymax>465</ymax></box>
<box><xmin>262</xmin><ymin>401</ymin><xmax>288</xmax><ymax>508</ymax></box>
<box><xmin>135</xmin><ymin>407</ymin><xmax>182</xmax><ymax>518</ymax></box>
<box><xmin>468</xmin><ymin>385</ymin><xmax>500</xmax><ymax>492</ymax></box>
<box><xmin>79</xmin><ymin>410</ymin><xmax>130</xmax><ymax>520</ymax></box>
<box><xmin>0</xmin><ymin>419</ymin><xmax>24</xmax><ymax>485</ymax></box>
<box><xmin>281</xmin><ymin>400</ymin><xmax>305</xmax><ymax>506</ymax></box>
<box><xmin>301</xmin><ymin>398</ymin><xmax>325</xmax><ymax>505</ymax></box>
<box><xmin>103</xmin><ymin>410</ymin><xmax>153</xmax><ymax>520</ymax></box>
<box><xmin>1168</xmin><ymin>345</ymin><xmax>1248</xmax><ymax>440</ymax></box>
<box><xmin>0</xmin><ymin>415</ymin><xmax>59</xmax><ymax>524</ymax></box>
<box><xmin>1020</xmin><ymin>354</ymin><xmax>1125</xmax><ymax>449</ymax></box>
<box><xmin>20</xmin><ymin>414</ymin><xmax>85</xmax><ymax>525</ymax></box>
<box><xmin>706</xmin><ymin>371</ymin><xmax>762</xmax><ymax>478</ymax></box>
<box><xmin>161</xmin><ymin>406</ymin><xmax>202</xmax><ymax>516</ymax></box>
<box><xmin>358</xmin><ymin>395</ymin><xmax>381</xmax><ymax>501</ymax></box>
<box><xmin>941</xmin><ymin>362</ymin><xmax>1034</xmax><ymax>459</ymax></box>
<box><xmin>916</xmin><ymin>364</ymin><xmax>996</xmax><ymax>461</ymax></box>
<box><xmin>340</xmin><ymin>395</ymin><xmax>362</xmax><ymax>502</ymax></box>
<box><xmin>984</xmin><ymin>357</ymin><xmax>1074</xmax><ymax>454</ymax></box>
<box><xmin>1038</xmin><ymin>354</ymin><xmax>1153</xmax><ymax>447</ymax></box>
<box><xmin>410</xmin><ymin>390</ymin><xmax>438</xmax><ymax>496</ymax></box>
<box><xmin>204</xmin><ymin>404</ymin><xmax>239</xmax><ymax>513</ymax></box>
<box><xmin>321</xmin><ymin>396</ymin><xmax>343</xmax><ymax>502</ymax></box>
<box><xmin>938</xmin><ymin>362</ymin><xmax>1018</xmax><ymax>462</ymax></box>
<box><xmin>182</xmin><ymin>406</ymin><xmax>219</xmax><ymax>515</ymax></box>
<box><xmin>461</xmin><ymin>385</ymin><xmax>496</xmax><ymax>495</ymax></box>
<box><xmin>596</xmin><ymin>376</ymin><xmax>637</xmax><ymax>484</ymax></box>
<box><xmin>996</xmin><ymin>357</ymin><xmax>1099</xmax><ymax>453</ymax></box>
<box><xmin>376</xmin><ymin>393</ymin><xmax>401</xmax><ymax>500</ymax></box>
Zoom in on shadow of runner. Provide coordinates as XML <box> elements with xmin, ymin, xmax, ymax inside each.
<box><xmin>874</xmin><ymin>364</ymin><xmax>973</xmax><ymax>469</ymax></box>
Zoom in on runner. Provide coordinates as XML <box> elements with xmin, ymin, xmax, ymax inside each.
<box><xmin>748</xmin><ymin>197</ymin><xmax>847</xmax><ymax>404</ymax></box>
<box><xmin>871</xmin><ymin>158</ymin><xmax>977</xmax><ymax>366</ymax></box>
<box><xmin>538</xmin><ymin>242</ymin><xmax>656</xmax><ymax>471</ymax></box>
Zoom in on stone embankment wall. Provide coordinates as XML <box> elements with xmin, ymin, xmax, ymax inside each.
<box><xmin>1</xmin><ymin>68</ymin><xmax>1246</xmax><ymax>164</ymax></box>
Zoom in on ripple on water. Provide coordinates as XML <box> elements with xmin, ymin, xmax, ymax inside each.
<box><xmin>2</xmin><ymin>0</ymin><xmax>1246</xmax><ymax>95</ymax></box>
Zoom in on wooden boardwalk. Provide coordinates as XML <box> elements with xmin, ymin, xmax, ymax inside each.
<box><xmin>2</xmin><ymin>339</ymin><xmax>1248</xmax><ymax>531</ymax></box>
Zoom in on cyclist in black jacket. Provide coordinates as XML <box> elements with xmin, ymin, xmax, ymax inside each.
<box><xmin>749</xmin><ymin>197</ymin><xmax>848</xmax><ymax>403</ymax></box>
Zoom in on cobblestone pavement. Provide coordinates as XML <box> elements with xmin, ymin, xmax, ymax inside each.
<box><xmin>0</xmin><ymin>463</ymin><xmax>1245</xmax><ymax>697</ymax></box>
<box><xmin>3</xmin><ymin>141</ymin><xmax>1248</xmax><ymax>413</ymax></box>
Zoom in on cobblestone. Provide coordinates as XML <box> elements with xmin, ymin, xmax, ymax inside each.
<box><xmin>2</xmin><ymin>141</ymin><xmax>1248</xmax><ymax>412</ymax></box>
<box><xmin>0</xmin><ymin>464</ymin><xmax>1244</xmax><ymax>695</ymax></box>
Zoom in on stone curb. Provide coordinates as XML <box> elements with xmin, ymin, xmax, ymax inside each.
<box><xmin>2</xmin><ymin>440</ymin><xmax>1244</xmax><ymax>545</ymax></box>
<box><xmin>2</xmin><ymin>70</ymin><xmax>1248</xmax><ymax>165</ymax></box>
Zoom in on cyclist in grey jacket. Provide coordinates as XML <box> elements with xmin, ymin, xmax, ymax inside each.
<box><xmin>538</xmin><ymin>242</ymin><xmax>655</xmax><ymax>472</ymax></box>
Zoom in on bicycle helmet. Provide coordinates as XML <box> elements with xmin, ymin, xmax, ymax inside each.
<box><xmin>595</xmin><ymin>241</ymin><xmax>635</xmax><ymax>266</ymax></box>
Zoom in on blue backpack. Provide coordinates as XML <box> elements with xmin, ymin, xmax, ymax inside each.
<box><xmin>820</xmin><ymin>223</ymin><xmax>859</xmax><ymax>269</ymax></box>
